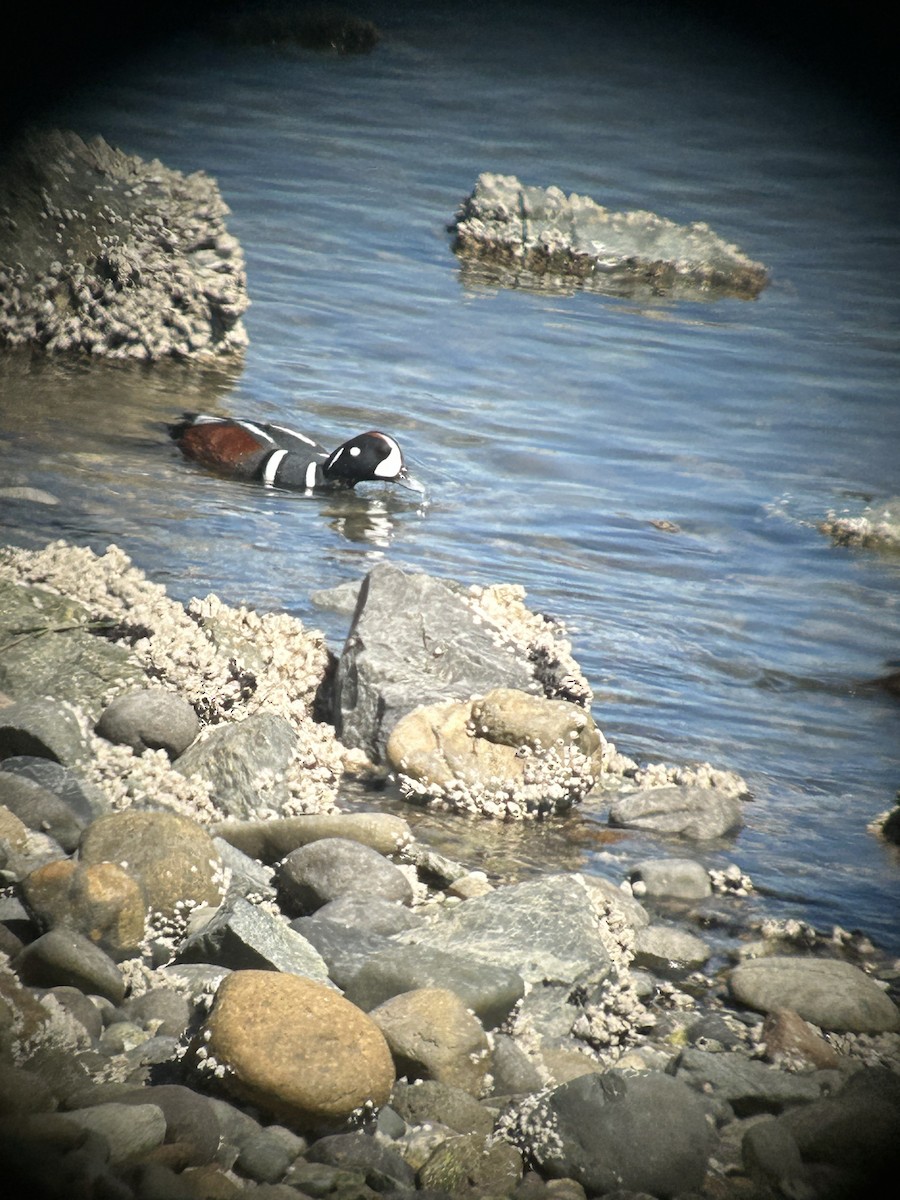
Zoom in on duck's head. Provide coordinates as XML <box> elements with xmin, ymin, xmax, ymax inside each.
<box><xmin>323</xmin><ymin>431</ymin><xmax>425</xmax><ymax>493</ymax></box>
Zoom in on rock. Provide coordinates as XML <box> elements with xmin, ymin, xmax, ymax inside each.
<box><xmin>386</xmin><ymin>688</ymin><xmax>603</xmax><ymax>817</ymax></box>
<box><xmin>213</xmin><ymin>811</ymin><xmax>412</xmax><ymax>862</ymax></box>
<box><xmin>178</xmin><ymin>895</ymin><xmax>331</xmax><ymax>981</ymax></box>
<box><xmin>0</xmin><ymin>757</ymin><xmax>103</xmax><ymax>821</ymax></box>
<box><xmin>276</xmin><ymin>837</ymin><xmax>413</xmax><ymax>914</ymax></box>
<box><xmin>304</xmin><ymin>1131</ymin><xmax>416</xmax><ymax>1193</ymax></box>
<box><xmin>609</xmin><ymin>784</ymin><xmax>744</xmax><ymax>839</ymax></box>
<box><xmin>778</xmin><ymin>1068</ymin><xmax>900</xmax><ymax>1177</ymax></box>
<box><xmin>632</xmin><ymin>924</ymin><xmax>711</xmax><ymax>970</ymax></box>
<box><xmin>0</xmin><ymin>698</ymin><xmax>91</xmax><ymax>767</ymax></box>
<box><xmin>77</xmin><ymin>1084</ymin><xmax>221</xmax><ymax>1168</ymax></box>
<box><xmin>333</xmin><ymin>563</ymin><xmax>590</xmax><ymax>763</ymax></box>
<box><xmin>396</xmin><ymin>873</ymin><xmax>614</xmax><ymax>988</ymax></box>
<box><xmin>122</xmin><ymin>988</ymin><xmax>192</xmax><ymax>1039</ymax></box>
<box><xmin>0</xmin><ymin>128</ymin><xmax>249</xmax><ymax>359</ymax></box>
<box><xmin>418</xmin><ymin>1130</ymin><xmax>523</xmax><ymax>1195</ymax></box>
<box><xmin>343</xmin><ymin>942</ymin><xmax>525</xmax><ymax>1030</ymax></box>
<box><xmin>95</xmin><ymin>688</ymin><xmax>200</xmax><ymax>758</ymax></box>
<box><xmin>236</xmin><ymin>1122</ymin><xmax>307</xmax><ymax>1183</ymax></box>
<box><xmin>674</xmin><ymin>1046</ymin><xmax>840</xmax><ymax>1115</ymax></box>
<box><xmin>20</xmin><ymin>858</ymin><xmax>147</xmax><ymax>960</ymax></box>
<box><xmin>741</xmin><ymin>1117</ymin><xmax>806</xmax><ymax>1193</ymax></box>
<box><xmin>313</xmin><ymin>894</ymin><xmax>425</xmax><ymax>936</ymax></box>
<box><xmin>761</xmin><ymin>1008</ymin><xmax>844</xmax><ymax>1070</ymax></box>
<box><xmin>390</xmin><ymin>1079</ymin><xmax>495</xmax><ymax>1136</ymax></box>
<box><xmin>173</xmin><ymin>712</ymin><xmax>299</xmax><ymax>819</ymax></box>
<box><xmin>370</xmin><ymin>987</ymin><xmax>491</xmax><ymax>1095</ymax></box>
<box><xmin>0</xmin><ymin>1062</ymin><xmax>58</xmax><ymax>1116</ymax></box>
<box><xmin>64</xmin><ymin>1101</ymin><xmax>166</xmax><ymax>1165</ymax></box>
<box><xmin>505</xmin><ymin>1070</ymin><xmax>714</xmax><ymax>1196</ymax></box>
<box><xmin>818</xmin><ymin>496</ymin><xmax>900</xmax><ymax>551</ymax></box>
<box><xmin>288</xmin><ymin>915</ymin><xmax>395</xmax><ymax>990</ymax></box>
<box><xmin>0</xmin><ymin>771</ymin><xmax>88</xmax><ymax>852</ymax></box>
<box><xmin>489</xmin><ymin>1033</ymin><xmax>547</xmax><ymax>1096</ymax></box>
<box><xmin>0</xmin><ymin>580</ymin><xmax>143</xmax><ymax>718</ymax></box>
<box><xmin>628</xmin><ymin>856</ymin><xmax>712</xmax><ymax>900</ymax></box>
<box><xmin>13</xmin><ymin>927</ymin><xmax>126</xmax><ymax>1003</ymax></box>
<box><xmin>43</xmin><ymin>986</ymin><xmax>105</xmax><ymax>1041</ymax></box>
<box><xmin>728</xmin><ymin>955</ymin><xmax>900</xmax><ymax>1033</ymax></box>
<box><xmin>200</xmin><ymin>970</ymin><xmax>395</xmax><ymax>1132</ymax></box>
<box><xmin>213</xmin><ymin>836</ymin><xmax>277</xmax><ymax>904</ymax></box>
<box><xmin>79</xmin><ymin>809</ymin><xmax>225</xmax><ymax>921</ymax></box>
<box><xmin>451</xmin><ymin>172</ymin><xmax>769</xmax><ymax>300</ymax></box>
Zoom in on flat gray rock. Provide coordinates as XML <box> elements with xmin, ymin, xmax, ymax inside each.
<box><xmin>609</xmin><ymin>784</ymin><xmax>744</xmax><ymax>840</ymax></box>
<box><xmin>0</xmin><ymin>699</ymin><xmax>91</xmax><ymax>768</ymax></box>
<box><xmin>675</xmin><ymin>1046</ymin><xmax>840</xmax><ymax>1115</ymax></box>
<box><xmin>64</xmin><ymin>1102</ymin><xmax>166</xmax><ymax>1165</ymax></box>
<box><xmin>728</xmin><ymin>955</ymin><xmax>900</xmax><ymax>1033</ymax></box>
<box><xmin>343</xmin><ymin>942</ymin><xmax>524</xmax><ymax>1030</ymax></box>
<box><xmin>632</xmin><ymin>923</ymin><xmax>711</xmax><ymax>970</ymax></box>
<box><xmin>397</xmin><ymin>873</ymin><xmax>614</xmax><ymax>987</ymax></box>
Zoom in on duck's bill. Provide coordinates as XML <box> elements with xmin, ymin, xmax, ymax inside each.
<box><xmin>395</xmin><ymin>468</ymin><xmax>426</xmax><ymax>494</ymax></box>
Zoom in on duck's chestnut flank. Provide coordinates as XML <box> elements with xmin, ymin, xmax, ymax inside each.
<box><xmin>169</xmin><ymin>414</ymin><xmax>424</xmax><ymax>494</ymax></box>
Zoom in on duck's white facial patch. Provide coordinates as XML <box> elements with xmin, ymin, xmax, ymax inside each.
<box><xmin>305</xmin><ymin>461</ymin><xmax>318</xmax><ymax>489</ymax></box>
<box><xmin>350</xmin><ymin>445</ymin><xmax>361</xmax><ymax>457</ymax></box>
<box><xmin>263</xmin><ymin>449</ymin><xmax>288</xmax><ymax>485</ymax></box>
<box><xmin>373</xmin><ymin>435</ymin><xmax>403</xmax><ymax>479</ymax></box>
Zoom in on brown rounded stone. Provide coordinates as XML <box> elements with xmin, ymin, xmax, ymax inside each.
<box><xmin>80</xmin><ymin>810</ymin><xmax>224</xmax><ymax>920</ymax></box>
<box><xmin>762</xmin><ymin>1007</ymin><xmax>844</xmax><ymax>1070</ymax></box>
<box><xmin>202</xmin><ymin>970</ymin><xmax>394</xmax><ymax>1131</ymax></box>
<box><xmin>369</xmin><ymin>986</ymin><xmax>491</xmax><ymax>1096</ymax></box>
<box><xmin>22</xmin><ymin>859</ymin><xmax>146</xmax><ymax>960</ymax></box>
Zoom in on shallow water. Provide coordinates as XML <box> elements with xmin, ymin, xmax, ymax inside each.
<box><xmin>2</xmin><ymin>3</ymin><xmax>899</xmax><ymax>951</ymax></box>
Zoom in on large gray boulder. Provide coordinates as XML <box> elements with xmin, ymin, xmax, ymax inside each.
<box><xmin>503</xmin><ymin>1070</ymin><xmax>715</xmax><ymax>1196</ymax></box>
<box><xmin>0</xmin><ymin>129</ymin><xmax>248</xmax><ymax>359</ymax></box>
<box><xmin>451</xmin><ymin>173</ymin><xmax>769</xmax><ymax>301</ymax></box>
<box><xmin>332</xmin><ymin>564</ymin><xmax>590</xmax><ymax>763</ymax></box>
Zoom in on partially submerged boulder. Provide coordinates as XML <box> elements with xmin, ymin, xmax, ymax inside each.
<box><xmin>818</xmin><ymin>496</ymin><xmax>900</xmax><ymax>552</ymax></box>
<box><xmin>332</xmin><ymin>564</ymin><xmax>591</xmax><ymax>764</ymax></box>
<box><xmin>451</xmin><ymin>172</ymin><xmax>769</xmax><ymax>300</ymax></box>
<box><xmin>386</xmin><ymin>687</ymin><xmax>605</xmax><ymax>818</ymax></box>
<box><xmin>0</xmin><ymin>129</ymin><xmax>249</xmax><ymax>359</ymax></box>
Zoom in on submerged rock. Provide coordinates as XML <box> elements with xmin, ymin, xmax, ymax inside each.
<box><xmin>818</xmin><ymin>495</ymin><xmax>900</xmax><ymax>551</ymax></box>
<box><xmin>451</xmin><ymin>172</ymin><xmax>769</xmax><ymax>300</ymax></box>
<box><xmin>0</xmin><ymin>129</ymin><xmax>249</xmax><ymax>359</ymax></box>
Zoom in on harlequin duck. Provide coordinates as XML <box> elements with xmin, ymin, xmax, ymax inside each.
<box><xmin>169</xmin><ymin>413</ymin><xmax>424</xmax><ymax>494</ymax></box>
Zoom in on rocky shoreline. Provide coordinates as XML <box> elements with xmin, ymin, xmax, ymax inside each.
<box><xmin>1</xmin><ymin>539</ymin><xmax>898</xmax><ymax>1199</ymax></box>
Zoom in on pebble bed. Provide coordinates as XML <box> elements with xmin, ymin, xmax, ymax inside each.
<box><xmin>1</xmin><ymin>540</ymin><xmax>899</xmax><ymax>1200</ymax></box>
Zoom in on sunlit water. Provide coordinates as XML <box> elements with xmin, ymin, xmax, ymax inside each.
<box><xmin>2</xmin><ymin>3</ymin><xmax>898</xmax><ymax>953</ymax></box>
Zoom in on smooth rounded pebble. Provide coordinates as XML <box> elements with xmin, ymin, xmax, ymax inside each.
<box><xmin>95</xmin><ymin>688</ymin><xmax>200</xmax><ymax>758</ymax></box>
<box><xmin>202</xmin><ymin>970</ymin><xmax>395</xmax><ymax>1131</ymax></box>
<box><xmin>21</xmin><ymin>858</ymin><xmax>146</xmax><ymax>961</ymax></box>
<box><xmin>728</xmin><ymin>955</ymin><xmax>900</xmax><ymax>1034</ymax></box>
<box><xmin>276</xmin><ymin>836</ymin><xmax>413</xmax><ymax>914</ymax></box>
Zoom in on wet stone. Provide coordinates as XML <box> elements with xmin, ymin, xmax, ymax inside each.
<box><xmin>609</xmin><ymin>784</ymin><xmax>744</xmax><ymax>840</ymax></box>
<box><xmin>628</xmin><ymin>856</ymin><xmax>712</xmax><ymax>900</ymax></box>
<box><xmin>0</xmin><ymin>771</ymin><xmax>88</xmax><ymax>852</ymax></box>
<box><xmin>21</xmin><ymin>858</ymin><xmax>147</xmax><ymax>961</ymax></box>
<box><xmin>728</xmin><ymin>955</ymin><xmax>900</xmax><ymax>1034</ymax></box>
